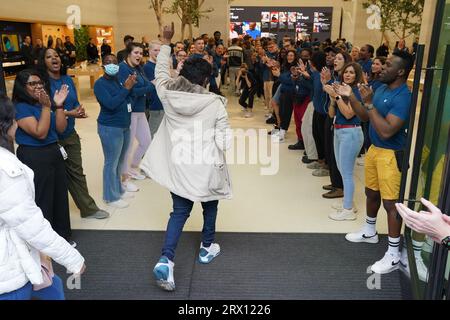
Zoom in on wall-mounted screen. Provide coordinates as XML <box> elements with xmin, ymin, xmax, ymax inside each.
<box><xmin>230</xmin><ymin>6</ymin><xmax>333</xmax><ymax>42</ymax></box>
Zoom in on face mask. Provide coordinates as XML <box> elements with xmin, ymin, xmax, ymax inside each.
<box><xmin>104</xmin><ymin>63</ymin><xmax>120</xmax><ymax>76</ymax></box>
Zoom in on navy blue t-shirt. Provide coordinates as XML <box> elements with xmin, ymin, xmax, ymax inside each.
<box><xmin>15</xmin><ymin>102</ymin><xmax>59</xmax><ymax>147</ymax></box>
<box><xmin>94</xmin><ymin>76</ymin><xmax>133</xmax><ymax>128</ymax></box>
<box><xmin>48</xmin><ymin>75</ymin><xmax>79</xmax><ymax>140</ymax></box>
<box><xmin>369</xmin><ymin>79</ymin><xmax>383</xmax><ymax>92</ymax></box>
<box><xmin>311</xmin><ymin>71</ymin><xmax>329</xmax><ymax>114</ymax></box>
<box><xmin>358</xmin><ymin>59</ymin><xmax>373</xmax><ymax>75</ymax></box>
<box><xmin>335</xmin><ymin>86</ymin><xmax>362</xmax><ymax>125</ymax></box>
<box><xmin>370</xmin><ymin>83</ymin><xmax>412</xmax><ymax>150</ymax></box>
<box><xmin>143</xmin><ymin>61</ymin><xmax>164</xmax><ymax>111</ymax></box>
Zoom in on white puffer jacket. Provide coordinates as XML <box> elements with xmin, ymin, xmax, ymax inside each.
<box><xmin>0</xmin><ymin>147</ymin><xmax>84</xmax><ymax>295</ymax></box>
<box><xmin>140</xmin><ymin>45</ymin><xmax>233</xmax><ymax>202</ymax></box>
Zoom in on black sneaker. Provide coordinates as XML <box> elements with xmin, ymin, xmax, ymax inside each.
<box><xmin>301</xmin><ymin>156</ymin><xmax>316</xmax><ymax>164</ymax></box>
<box><xmin>288</xmin><ymin>141</ymin><xmax>305</xmax><ymax>150</ymax></box>
<box><xmin>266</xmin><ymin>116</ymin><xmax>276</xmax><ymax>124</ymax></box>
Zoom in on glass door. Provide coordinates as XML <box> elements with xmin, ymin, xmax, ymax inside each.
<box><xmin>404</xmin><ymin>0</ymin><xmax>450</xmax><ymax>299</ymax></box>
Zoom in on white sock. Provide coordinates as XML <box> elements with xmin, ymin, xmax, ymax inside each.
<box><xmin>388</xmin><ymin>237</ymin><xmax>401</xmax><ymax>256</ymax></box>
<box><xmin>363</xmin><ymin>216</ymin><xmax>377</xmax><ymax>236</ymax></box>
<box><xmin>412</xmin><ymin>240</ymin><xmax>424</xmax><ymax>259</ymax></box>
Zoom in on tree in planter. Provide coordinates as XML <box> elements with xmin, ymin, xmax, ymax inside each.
<box><xmin>363</xmin><ymin>0</ymin><xmax>424</xmax><ymax>45</ymax></box>
<box><xmin>74</xmin><ymin>26</ymin><xmax>89</xmax><ymax>62</ymax></box>
<box><xmin>164</xmin><ymin>0</ymin><xmax>214</xmax><ymax>41</ymax></box>
<box><xmin>149</xmin><ymin>0</ymin><xmax>166</xmax><ymax>35</ymax></box>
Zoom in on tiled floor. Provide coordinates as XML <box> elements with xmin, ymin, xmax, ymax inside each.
<box><xmin>6</xmin><ymin>77</ymin><xmax>390</xmax><ymax>235</ymax></box>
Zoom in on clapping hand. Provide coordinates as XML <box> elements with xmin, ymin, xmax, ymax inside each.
<box><xmin>37</xmin><ymin>89</ymin><xmax>52</xmax><ymax>108</ymax></box>
<box><xmin>72</xmin><ymin>105</ymin><xmax>87</xmax><ymax>118</ymax></box>
<box><xmin>53</xmin><ymin>84</ymin><xmax>70</xmax><ymax>107</ymax></box>
<box><xmin>334</xmin><ymin>83</ymin><xmax>352</xmax><ymax>98</ymax></box>
<box><xmin>358</xmin><ymin>83</ymin><xmax>374</xmax><ymax>105</ymax></box>
<box><xmin>396</xmin><ymin>199</ymin><xmax>450</xmax><ymax>243</ymax></box>
<box><xmin>320</xmin><ymin>67</ymin><xmax>332</xmax><ymax>85</ymax></box>
<box><xmin>323</xmin><ymin>84</ymin><xmax>337</xmax><ymax>99</ymax></box>
<box><xmin>362</xmin><ymin>72</ymin><xmax>369</xmax><ymax>85</ymax></box>
<box><xmin>124</xmin><ymin>74</ymin><xmax>137</xmax><ymax>90</ymax></box>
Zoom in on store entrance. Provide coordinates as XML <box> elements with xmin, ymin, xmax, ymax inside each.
<box><xmin>402</xmin><ymin>0</ymin><xmax>450</xmax><ymax>300</ymax></box>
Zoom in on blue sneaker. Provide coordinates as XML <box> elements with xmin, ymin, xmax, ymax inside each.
<box><xmin>153</xmin><ymin>256</ymin><xmax>175</xmax><ymax>291</ymax></box>
<box><xmin>198</xmin><ymin>243</ymin><xmax>221</xmax><ymax>264</ymax></box>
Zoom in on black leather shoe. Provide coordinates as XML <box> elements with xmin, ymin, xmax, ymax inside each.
<box><xmin>266</xmin><ymin>116</ymin><xmax>276</xmax><ymax>124</ymax></box>
<box><xmin>301</xmin><ymin>156</ymin><xmax>316</xmax><ymax>164</ymax></box>
<box><xmin>289</xmin><ymin>141</ymin><xmax>305</xmax><ymax>150</ymax></box>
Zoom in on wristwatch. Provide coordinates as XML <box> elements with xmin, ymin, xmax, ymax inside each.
<box><xmin>335</xmin><ymin>96</ymin><xmax>341</xmax><ymax>101</ymax></box>
<box><xmin>442</xmin><ymin>236</ymin><xmax>450</xmax><ymax>249</ymax></box>
<box><xmin>365</xmin><ymin>103</ymin><xmax>375</xmax><ymax>111</ymax></box>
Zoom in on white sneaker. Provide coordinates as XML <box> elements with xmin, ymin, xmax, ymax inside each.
<box><xmin>244</xmin><ymin>111</ymin><xmax>253</xmax><ymax>118</ymax></box>
<box><xmin>329</xmin><ymin>208</ymin><xmax>357</xmax><ymax>221</ymax></box>
<box><xmin>108</xmin><ymin>199</ymin><xmax>129</xmax><ymax>209</ymax></box>
<box><xmin>123</xmin><ymin>180</ymin><xmax>139</xmax><ymax>192</ymax></box>
<box><xmin>332</xmin><ymin>201</ymin><xmax>358</xmax><ymax>213</ymax></box>
<box><xmin>198</xmin><ymin>243</ymin><xmax>221</xmax><ymax>264</ymax></box>
<box><xmin>153</xmin><ymin>256</ymin><xmax>175</xmax><ymax>291</ymax></box>
<box><xmin>345</xmin><ymin>229</ymin><xmax>379</xmax><ymax>244</ymax></box>
<box><xmin>400</xmin><ymin>248</ymin><xmax>429</xmax><ymax>282</ymax></box>
<box><xmin>129</xmin><ymin>169</ymin><xmax>146</xmax><ymax>180</ymax></box>
<box><xmin>121</xmin><ymin>192</ymin><xmax>135</xmax><ymax>199</ymax></box>
<box><xmin>370</xmin><ymin>252</ymin><xmax>400</xmax><ymax>274</ymax></box>
<box><xmin>271</xmin><ymin>132</ymin><xmax>285</xmax><ymax>143</ymax></box>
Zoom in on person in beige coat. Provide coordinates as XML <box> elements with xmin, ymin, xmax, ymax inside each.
<box><xmin>140</xmin><ymin>23</ymin><xmax>232</xmax><ymax>292</ymax></box>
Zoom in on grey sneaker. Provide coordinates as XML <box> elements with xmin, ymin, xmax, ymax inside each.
<box><xmin>85</xmin><ymin>210</ymin><xmax>110</xmax><ymax>219</ymax></box>
<box><xmin>307</xmin><ymin>161</ymin><xmax>322</xmax><ymax>170</ymax></box>
<box><xmin>312</xmin><ymin>168</ymin><xmax>330</xmax><ymax>177</ymax></box>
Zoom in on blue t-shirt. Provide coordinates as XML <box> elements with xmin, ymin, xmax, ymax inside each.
<box><xmin>143</xmin><ymin>61</ymin><xmax>164</xmax><ymax>111</ymax></box>
<box><xmin>369</xmin><ymin>79</ymin><xmax>383</xmax><ymax>93</ymax></box>
<box><xmin>48</xmin><ymin>75</ymin><xmax>79</xmax><ymax>140</ymax></box>
<box><xmin>335</xmin><ymin>87</ymin><xmax>362</xmax><ymax>125</ymax></box>
<box><xmin>15</xmin><ymin>102</ymin><xmax>58</xmax><ymax>147</ymax></box>
<box><xmin>358</xmin><ymin>59</ymin><xmax>373</xmax><ymax>75</ymax></box>
<box><xmin>369</xmin><ymin>83</ymin><xmax>412</xmax><ymax>150</ymax></box>
<box><xmin>311</xmin><ymin>71</ymin><xmax>329</xmax><ymax>114</ymax></box>
<box><xmin>246</xmin><ymin>29</ymin><xmax>261</xmax><ymax>40</ymax></box>
<box><xmin>94</xmin><ymin>76</ymin><xmax>133</xmax><ymax>128</ymax></box>
<box><xmin>118</xmin><ymin>62</ymin><xmax>154</xmax><ymax>113</ymax></box>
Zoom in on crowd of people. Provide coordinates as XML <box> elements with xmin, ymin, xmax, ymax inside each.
<box><xmin>0</xmin><ymin>22</ymin><xmax>447</xmax><ymax>299</ymax></box>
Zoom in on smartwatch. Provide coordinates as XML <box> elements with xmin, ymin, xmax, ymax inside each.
<box><xmin>442</xmin><ymin>236</ymin><xmax>450</xmax><ymax>249</ymax></box>
<box><xmin>365</xmin><ymin>103</ymin><xmax>375</xmax><ymax>111</ymax></box>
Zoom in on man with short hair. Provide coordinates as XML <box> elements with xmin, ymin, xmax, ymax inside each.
<box><xmin>20</xmin><ymin>36</ymin><xmax>33</xmax><ymax>68</ymax></box>
<box><xmin>172</xmin><ymin>41</ymin><xmax>185</xmax><ymax>68</ymax></box>
<box><xmin>227</xmin><ymin>37</ymin><xmax>244</xmax><ymax>96</ymax></box>
<box><xmin>358</xmin><ymin>44</ymin><xmax>374</xmax><ymax>75</ymax></box>
<box><xmin>143</xmin><ymin>40</ymin><xmax>164</xmax><ymax>138</ymax></box>
<box><xmin>337</xmin><ymin>51</ymin><xmax>415</xmax><ymax>275</ymax></box>
<box><xmin>86</xmin><ymin>38</ymin><xmax>99</xmax><ymax>64</ymax></box>
<box><xmin>260</xmin><ymin>40</ymin><xmax>279</xmax><ymax>109</ymax></box>
<box><xmin>117</xmin><ymin>35</ymin><xmax>134</xmax><ymax>63</ymax></box>
<box><xmin>32</xmin><ymin>39</ymin><xmax>45</xmax><ymax>65</ymax></box>
<box><xmin>193</xmin><ymin>37</ymin><xmax>205</xmax><ymax>56</ymax></box>
<box><xmin>64</xmin><ymin>36</ymin><xmax>76</xmax><ymax>68</ymax></box>
<box><xmin>245</xmin><ymin>22</ymin><xmax>261</xmax><ymax>40</ymax></box>
<box><xmin>213</xmin><ymin>31</ymin><xmax>223</xmax><ymax>46</ymax></box>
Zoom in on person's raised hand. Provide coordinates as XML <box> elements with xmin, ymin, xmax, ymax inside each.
<box><xmin>320</xmin><ymin>67</ymin><xmax>332</xmax><ymax>85</ymax></box>
<box><xmin>362</xmin><ymin>72</ymin><xmax>369</xmax><ymax>85</ymax></box>
<box><xmin>334</xmin><ymin>83</ymin><xmax>352</xmax><ymax>98</ymax></box>
<box><xmin>323</xmin><ymin>84</ymin><xmax>337</xmax><ymax>98</ymax></box>
<box><xmin>358</xmin><ymin>83</ymin><xmax>374</xmax><ymax>105</ymax></box>
<box><xmin>38</xmin><ymin>90</ymin><xmax>52</xmax><ymax>109</ymax></box>
<box><xmin>162</xmin><ymin>22</ymin><xmax>175</xmax><ymax>45</ymax></box>
<box><xmin>124</xmin><ymin>74</ymin><xmax>137</xmax><ymax>90</ymax></box>
<box><xmin>53</xmin><ymin>84</ymin><xmax>69</xmax><ymax>108</ymax></box>
<box><xmin>298</xmin><ymin>59</ymin><xmax>306</xmax><ymax>73</ymax></box>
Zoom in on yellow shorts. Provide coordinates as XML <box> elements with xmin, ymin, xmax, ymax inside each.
<box><xmin>365</xmin><ymin>145</ymin><xmax>401</xmax><ymax>200</ymax></box>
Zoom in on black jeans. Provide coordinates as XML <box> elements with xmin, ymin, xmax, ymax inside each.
<box><xmin>312</xmin><ymin>111</ymin><xmax>327</xmax><ymax>161</ymax></box>
<box><xmin>324</xmin><ymin>116</ymin><xmax>343</xmax><ymax>189</ymax></box>
<box><xmin>17</xmin><ymin>143</ymin><xmax>72</xmax><ymax>241</ymax></box>
<box><xmin>239</xmin><ymin>86</ymin><xmax>256</xmax><ymax>109</ymax></box>
<box><xmin>279</xmin><ymin>91</ymin><xmax>294</xmax><ymax>131</ymax></box>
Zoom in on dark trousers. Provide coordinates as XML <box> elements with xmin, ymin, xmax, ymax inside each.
<box><xmin>239</xmin><ymin>86</ymin><xmax>256</xmax><ymax>109</ymax></box>
<box><xmin>293</xmin><ymin>96</ymin><xmax>311</xmax><ymax>141</ymax></box>
<box><xmin>59</xmin><ymin>131</ymin><xmax>100</xmax><ymax>217</ymax></box>
<box><xmin>17</xmin><ymin>143</ymin><xmax>72</xmax><ymax>241</ymax></box>
<box><xmin>312</xmin><ymin>111</ymin><xmax>327</xmax><ymax>161</ymax></box>
<box><xmin>324</xmin><ymin>117</ymin><xmax>343</xmax><ymax>189</ymax></box>
<box><xmin>162</xmin><ymin>193</ymin><xmax>219</xmax><ymax>261</ymax></box>
<box><xmin>279</xmin><ymin>91</ymin><xmax>295</xmax><ymax>131</ymax></box>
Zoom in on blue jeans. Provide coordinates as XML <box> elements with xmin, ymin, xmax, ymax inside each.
<box><xmin>98</xmin><ymin>124</ymin><xmax>131</xmax><ymax>202</ymax></box>
<box><xmin>0</xmin><ymin>276</ymin><xmax>65</xmax><ymax>300</ymax></box>
<box><xmin>162</xmin><ymin>193</ymin><xmax>219</xmax><ymax>261</ymax></box>
<box><xmin>334</xmin><ymin>127</ymin><xmax>364</xmax><ymax>209</ymax></box>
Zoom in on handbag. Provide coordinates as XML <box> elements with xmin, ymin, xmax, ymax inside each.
<box><xmin>33</xmin><ymin>254</ymin><xmax>54</xmax><ymax>291</ymax></box>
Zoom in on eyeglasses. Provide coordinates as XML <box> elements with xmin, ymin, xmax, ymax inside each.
<box><xmin>26</xmin><ymin>80</ymin><xmax>45</xmax><ymax>88</ymax></box>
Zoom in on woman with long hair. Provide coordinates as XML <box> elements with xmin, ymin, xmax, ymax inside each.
<box><xmin>367</xmin><ymin>56</ymin><xmax>386</xmax><ymax>92</ymax></box>
<box><xmin>324</xmin><ymin>62</ymin><xmax>364</xmax><ymax>221</ymax></box>
<box><xmin>38</xmin><ymin>47</ymin><xmax>110</xmax><ymax>220</ymax></box>
<box><xmin>12</xmin><ymin>69</ymin><xmax>74</xmax><ymax>241</ymax></box>
<box><xmin>118</xmin><ymin>43</ymin><xmax>153</xmax><ymax>183</ymax></box>
<box><xmin>0</xmin><ymin>94</ymin><xmax>85</xmax><ymax>300</ymax></box>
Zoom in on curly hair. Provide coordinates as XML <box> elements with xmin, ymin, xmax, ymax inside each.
<box><xmin>0</xmin><ymin>94</ymin><xmax>15</xmax><ymax>153</ymax></box>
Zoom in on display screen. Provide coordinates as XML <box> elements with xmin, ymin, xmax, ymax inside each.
<box><xmin>230</xmin><ymin>6</ymin><xmax>333</xmax><ymax>42</ymax></box>
<box><xmin>1</xmin><ymin>34</ymin><xmax>20</xmax><ymax>52</ymax></box>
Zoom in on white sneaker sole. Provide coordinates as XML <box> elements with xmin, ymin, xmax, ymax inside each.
<box><xmin>371</xmin><ymin>263</ymin><xmax>400</xmax><ymax>274</ymax></box>
<box><xmin>329</xmin><ymin>214</ymin><xmax>357</xmax><ymax>221</ymax></box>
<box><xmin>345</xmin><ymin>234</ymin><xmax>379</xmax><ymax>244</ymax></box>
